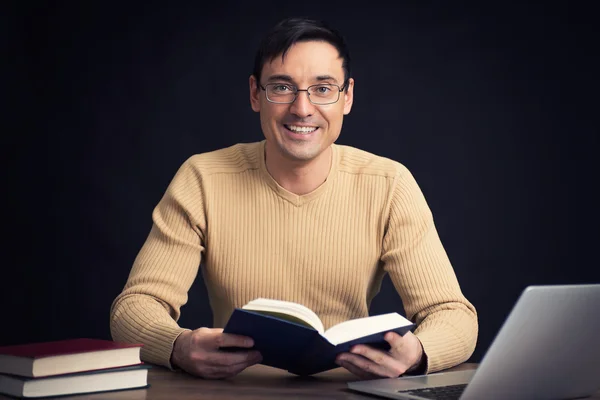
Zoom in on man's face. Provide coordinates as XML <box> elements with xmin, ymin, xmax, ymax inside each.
<box><xmin>250</xmin><ymin>41</ymin><xmax>354</xmax><ymax>163</ymax></box>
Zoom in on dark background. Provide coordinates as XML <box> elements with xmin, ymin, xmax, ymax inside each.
<box><xmin>4</xmin><ymin>2</ymin><xmax>598</xmax><ymax>365</ymax></box>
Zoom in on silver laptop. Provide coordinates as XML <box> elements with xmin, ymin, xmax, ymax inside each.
<box><xmin>348</xmin><ymin>284</ymin><xmax>600</xmax><ymax>400</ymax></box>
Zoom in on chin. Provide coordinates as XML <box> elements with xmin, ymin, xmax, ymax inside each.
<box><xmin>281</xmin><ymin>145</ymin><xmax>323</xmax><ymax>162</ymax></box>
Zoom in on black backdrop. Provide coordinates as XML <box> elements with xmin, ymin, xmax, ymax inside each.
<box><xmin>4</xmin><ymin>2</ymin><xmax>599</xmax><ymax>365</ymax></box>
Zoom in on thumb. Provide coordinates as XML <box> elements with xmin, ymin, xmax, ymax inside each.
<box><xmin>384</xmin><ymin>331</ymin><xmax>406</xmax><ymax>352</ymax></box>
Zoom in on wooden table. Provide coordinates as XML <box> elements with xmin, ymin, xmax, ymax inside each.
<box><xmin>3</xmin><ymin>363</ymin><xmax>600</xmax><ymax>399</ymax></box>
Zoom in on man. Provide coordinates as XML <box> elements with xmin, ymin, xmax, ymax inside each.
<box><xmin>110</xmin><ymin>17</ymin><xmax>478</xmax><ymax>380</ymax></box>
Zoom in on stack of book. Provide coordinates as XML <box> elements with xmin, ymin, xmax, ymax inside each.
<box><xmin>0</xmin><ymin>338</ymin><xmax>150</xmax><ymax>398</ymax></box>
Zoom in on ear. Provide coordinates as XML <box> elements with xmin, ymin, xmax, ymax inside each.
<box><xmin>249</xmin><ymin>75</ymin><xmax>261</xmax><ymax>112</ymax></box>
<box><xmin>343</xmin><ymin>78</ymin><xmax>354</xmax><ymax>115</ymax></box>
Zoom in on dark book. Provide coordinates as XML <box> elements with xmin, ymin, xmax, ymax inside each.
<box><xmin>0</xmin><ymin>339</ymin><xmax>143</xmax><ymax>378</ymax></box>
<box><xmin>223</xmin><ymin>298</ymin><xmax>415</xmax><ymax>376</ymax></box>
<box><xmin>0</xmin><ymin>364</ymin><xmax>150</xmax><ymax>398</ymax></box>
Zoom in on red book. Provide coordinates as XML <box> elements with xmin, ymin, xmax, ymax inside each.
<box><xmin>0</xmin><ymin>338</ymin><xmax>143</xmax><ymax>378</ymax></box>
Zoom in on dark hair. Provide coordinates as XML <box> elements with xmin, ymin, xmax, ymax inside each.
<box><xmin>252</xmin><ymin>17</ymin><xmax>352</xmax><ymax>90</ymax></box>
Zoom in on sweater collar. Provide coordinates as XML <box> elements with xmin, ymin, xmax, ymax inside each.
<box><xmin>257</xmin><ymin>140</ymin><xmax>339</xmax><ymax>206</ymax></box>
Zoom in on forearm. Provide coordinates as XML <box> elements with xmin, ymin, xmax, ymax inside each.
<box><xmin>108</xmin><ymin>223</ymin><xmax>202</xmax><ymax>368</ymax></box>
<box><xmin>413</xmin><ymin>305</ymin><xmax>478</xmax><ymax>373</ymax></box>
<box><xmin>110</xmin><ymin>293</ymin><xmax>190</xmax><ymax>368</ymax></box>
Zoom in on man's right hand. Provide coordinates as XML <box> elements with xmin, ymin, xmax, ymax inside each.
<box><xmin>171</xmin><ymin>328</ymin><xmax>262</xmax><ymax>379</ymax></box>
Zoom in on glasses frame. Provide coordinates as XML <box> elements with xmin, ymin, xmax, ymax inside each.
<box><xmin>259</xmin><ymin>82</ymin><xmax>347</xmax><ymax>105</ymax></box>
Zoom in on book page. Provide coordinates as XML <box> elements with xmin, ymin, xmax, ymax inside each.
<box><xmin>322</xmin><ymin>313</ymin><xmax>413</xmax><ymax>345</ymax></box>
<box><xmin>242</xmin><ymin>298</ymin><xmax>325</xmax><ymax>334</ymax></box>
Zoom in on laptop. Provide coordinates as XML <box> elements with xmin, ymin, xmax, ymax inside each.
<box><xmin>347</xmin><ymin>284</ymin><xmax>600</xmax><ymax>400</ymax></box>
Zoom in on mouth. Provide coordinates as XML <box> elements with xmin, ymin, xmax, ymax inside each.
<box><xmin>283</xmin><ymin>124</ymin><xmax>319</xmax><ymax>138</ymax></box>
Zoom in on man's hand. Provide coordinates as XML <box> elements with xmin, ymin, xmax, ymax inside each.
<box><xmin>335</xmin><ymin>331</ymin><xmax>425</xmax><ymax>379</ymax></box>
<box><xmin>171</xmin><ymin>328</ymin><xmax>262</xmax><ymax>379</ymax></box>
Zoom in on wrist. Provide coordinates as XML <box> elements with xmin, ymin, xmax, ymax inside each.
<box><xmin>405</xmin><ymin>340</ymin><xmax>427</xmax><ymax>375</ymax></box>
<box><xmin>171</xmin><ymin>330</ymin><xmax>191</xmax><ymax>369</ymax></box>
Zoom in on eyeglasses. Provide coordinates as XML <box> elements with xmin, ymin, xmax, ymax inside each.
<box><xmin>259</xmin><ymin>82</ymin><xmax>346</xmax><ymax>105</ymax></box>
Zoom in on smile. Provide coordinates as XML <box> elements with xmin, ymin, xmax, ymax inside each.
<box><xmin>284</xmin><ymin>124</ymin><xmax>318</xmax><ymax>134</ymax></box>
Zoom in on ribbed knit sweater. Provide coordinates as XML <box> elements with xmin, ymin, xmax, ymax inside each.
<box><xmin>110</xmin><ymin>140</ymin><xmax>478</xmax><ymax>374</ymax></box>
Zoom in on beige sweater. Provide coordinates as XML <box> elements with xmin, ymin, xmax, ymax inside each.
<box><xmin>110</xmin><ymin>141</ymin><xmax>478</xmax><ymax>374</ymax></box>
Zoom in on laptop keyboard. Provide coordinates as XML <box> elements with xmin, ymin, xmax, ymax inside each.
<box><xmin>397</xmin><ymin>383</ymin><xmax>467</xmax><ymax>399</ymax></box>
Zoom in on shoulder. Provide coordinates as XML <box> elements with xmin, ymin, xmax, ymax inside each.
<box><xmin>335</xmin><ymin>143</ymin><xmax>410</xmax><ymax>180</ymax></box>
<box><xmin>182</xmin><ymin>142</ymin><xmax>262</xmax><ymax>176</ymax></box>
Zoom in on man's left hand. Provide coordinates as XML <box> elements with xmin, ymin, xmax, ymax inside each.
<box><xmin>335</xmin><ymin>331</ymin><xmax>424</xmax><ymax>379</ymax></box>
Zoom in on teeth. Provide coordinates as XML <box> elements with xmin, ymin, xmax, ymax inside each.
<box><xmin>287</xmin><ymin>125</ymin><xmax>317</xmax><ymax>133</ymax></box>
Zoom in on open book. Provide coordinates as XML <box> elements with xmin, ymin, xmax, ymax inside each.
<box><xmin>223</xmin><ymin>298</ymin><xmax>415</xmax><ymax>375</ymax></box>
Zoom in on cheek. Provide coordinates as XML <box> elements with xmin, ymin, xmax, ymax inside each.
<box><xmin>322</xmin><ymin>108</ymin><xmax>344</xmax><ymax>129</ymax></box>
<box><xmin>259</xmin><ymin>106</ymin><xmax>285</xmax><ymax>136</ymax></box>
<box><xmin>259</xmin><ymin>113</ymin><xmax>273</xmax><ymax>136</ymax></box>
<box><xmin>262</xmin><ymin>105</ymin><xmax>287</xmax><ymax>123</ymax></box>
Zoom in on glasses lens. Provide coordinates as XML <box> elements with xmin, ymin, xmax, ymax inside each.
<box><xmin>308</xmin><ymin>84</ymin><xmax>340</xmax><ymax>105</ymax></box>
<box><xmin>266</xmin><ymin>84</ymin><xmax>296</xmax><ymax>103</ymax></box>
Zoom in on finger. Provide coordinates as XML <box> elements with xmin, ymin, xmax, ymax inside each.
<box><xmin>384</xmin><ymin>331</ymin><xmax>422</xmax><ymax>369</ymax></box>
<box><xmin>230</xmin><ymin>351</ymin><xmax>263</xmax><ymax>369</ymax></box>
<box><xmin>347</xmin><ymin>347</ymin><xmax>404</xmax><ymax>378</ymax></box>
<box><xmin>350</xmin><ymin>345</ymin><xmax>393</xmax><ymax>367</ymax></box>
<box><xmin>212</xmin><ymin>356</ymin><xmax>261</xmax><ymax>378</ymax></box>
<box><xmin>337</xmin><ymin>359</ymin><xmax>378</xmax><ymax>380</ymax></box>
<box><xmin>204</xmin><ymin>349</ymin><xmax>262</xmax><ymax>367</ymax></box>
<box><xmin>384</xmin><ymin>331</ymin><xmax>405</xmax><ymax>350</ymax></box>
<box><xmin>199</xmin><ymin>363</ymin><xmax>244</xmax><ymax>379</ymax></box>
<box><xmin>198</xmin><ymin>331</ymin><xmax>254</xmax><ymax>349</ymax></box>
<box><xmin>200</xmin><ymin>353</ymin><xmax>262</xmax><ymax>379</ymax></box>
<box><xmin>219</xmin><ymin>333</ymin><xmax>255</xmax><ymax>348</ymax></box>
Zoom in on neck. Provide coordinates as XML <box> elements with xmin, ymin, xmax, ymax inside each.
<box><xmin>264</xmin><ymin>144</ymin><xmax>333</xmax><ymax>196</ymax></box>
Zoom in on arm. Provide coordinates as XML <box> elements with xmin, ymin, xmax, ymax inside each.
<box><xmin>381</xmin><ymin>166</ymin><xmax>478</xmax><ymax>374</ymax></box>
<box><xmin>336</xmin><ymin>166</ymin><xmax>477</xmax><ymax>378</ymax></box>
<box><xmin>110</xmin><ymin>158</ymin><xmax>262</xmax><ymax>377</ymax></box>
<box><xmin>109</xmin><ymin>158</ymin><xmax>206</xmax><ymax>368</ymax></box>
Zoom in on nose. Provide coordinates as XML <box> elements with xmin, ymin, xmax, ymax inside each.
<box><xmin>289</xmin><ymin>90</ymin><xmax>315</xmax><ymax>118</ymax></box>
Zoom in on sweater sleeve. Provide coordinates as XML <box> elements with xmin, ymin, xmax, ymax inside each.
<box><xmin>381</xmin><ymin>166</ymin><xmax>478</xmax><ymax>373</ymax></box>
<box><xmin>109</xmin><ymin>157</ymin><xmax>207</xmax><ymax>368</ymax></box>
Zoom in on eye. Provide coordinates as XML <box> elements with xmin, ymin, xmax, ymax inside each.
<box><xmin>314</xmin><ymin>85</ymin><xmax>332</xmax><ymax>94</ymax></box>
<box><xmin>271</xmin><ymin>84</ymin><xmax>294</xmax><ymax>94</ymax></box>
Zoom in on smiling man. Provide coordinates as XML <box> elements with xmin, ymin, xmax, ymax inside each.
<box><xmin>110</xmin><ymin>17</ymin><xmax>478</xmax><ymax>380</ymax></box>
<box><xmin>249</xmin><ymin>39</ymin><xmax>353</xmax><ymax>196</ymax></box>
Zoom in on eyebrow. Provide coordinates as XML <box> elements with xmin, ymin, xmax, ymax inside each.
<box><xmin>266</xmin><ymin>75</ymin><xmax>294</xmax><ymax>83</ymax></box>
<box><xmin>315</xmin><ymin>75</ymin><xmax>340</xmax><ymax>84</ymax></box>
<box><xmin>265</xmin><ymin>74</ymin><xmax>340</xmax><ymax>84</ymax></box>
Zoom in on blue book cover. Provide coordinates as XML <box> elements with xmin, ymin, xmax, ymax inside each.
<box><xmin>223</xmin><ymin>306</ymin><xmax>415</xmax><ymax>376</ymax></box>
